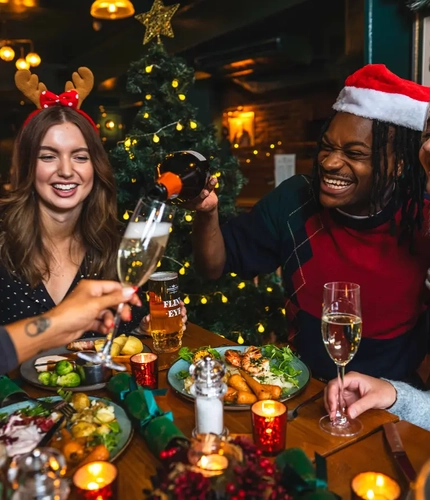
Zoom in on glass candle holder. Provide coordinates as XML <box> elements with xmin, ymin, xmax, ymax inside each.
<box><xmin>130</xmin><ymin>353</ymin><xmax>158</xmax><ymax>389</ymax></box>
<box><xmin>251</xmin><ymin>400</ymin><xmax>287</xmax><ymax>456</ymax></box>
<box><xmin>73</xmin><ymin>461</ymin><xmax>118</xmax><ymax>500</ymax></box>
<box><xmin>187</xmin><ymin>433</ymin><xmax>243</xmax><ymax>478</ymax></box>
<box><xmin>351</xmin><ymin>472</ymin><xmax>401</xmax><ymax>500</ymax></box>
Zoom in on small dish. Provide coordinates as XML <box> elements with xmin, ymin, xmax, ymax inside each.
<box><xmin>75</xmin><ymin>353</ymin><xmax>112</xmax><ymax>385</ymax></box>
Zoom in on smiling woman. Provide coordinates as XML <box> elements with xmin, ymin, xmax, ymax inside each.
<box><xmin>0</xmin><ymin>75</ymin><xmax>121</xmax><ymax>326</ymax></box>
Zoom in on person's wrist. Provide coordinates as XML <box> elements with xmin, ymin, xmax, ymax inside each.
<box><xmin>385</xmin><ymin>382</ymin><xmax>398</xmax><ymax>409</ymax></box>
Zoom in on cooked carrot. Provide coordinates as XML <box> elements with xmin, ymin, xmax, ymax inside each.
<box><xmin>228</xmin><ymin>374</ymin><xmax>252</xmax><ymax>393</ymax></box>
<box><xmin>63</xmin><ymin>441</ymin><xmax>85</xmax><ymax>464</ymax></box>
<box><xmin>239</xmin><ymin>369</ymin><xmax>272</xmax><ymax>400</ymax></box>
<box><xmin>261</xmin><ymin>384</ymin><xmax>282</xmax><ymax>400</ymax></box>
<box><xmin>224</xmin><ymin>386</ymin><xmax>238</xmax><ymax>403</ymax></box>
<box><xmin>77</xmin><ymin>444</ymin><xmax>110</xmax><ymax>467</ymax></box>
<box><xmin>236</xmin><ymin>391</ymin><xmax>257</xmax><ymax>405</ymax></box>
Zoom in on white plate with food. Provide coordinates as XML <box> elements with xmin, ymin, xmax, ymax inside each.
<box><xmin>20</xmin><ymin>335</ymin><xmax>151</xmax><ymax>392</ymax></box>
<box><xmin>167</xmin><ymin>345</ymin><xmax>310</xmax><ymax>411</ymax></box>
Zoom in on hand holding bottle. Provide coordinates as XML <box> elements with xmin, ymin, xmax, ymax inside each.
<box><xmin>187</xmin><ymin>176</ymin><xmax>219</xmax><ymax>212</ymax></box>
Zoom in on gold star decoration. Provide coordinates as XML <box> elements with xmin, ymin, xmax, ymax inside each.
<box><xmin>135</xmin><ymin>0</ymin><xmax>180</xmax><ymax>45</ymax></box>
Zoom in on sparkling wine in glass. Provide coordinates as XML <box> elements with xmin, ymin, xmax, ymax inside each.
<box><xmin>319</xmin><ymin>282</ymin><xmax>363</xmax><ymax>437</ymax></box>
<box><xmin>78</xmin><ymin>198</ymin><xmax>175</xmax><ymax>371</ymax></box>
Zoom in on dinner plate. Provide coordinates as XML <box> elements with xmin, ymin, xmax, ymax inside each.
<box><xmin>167</xmin><ymin>345</ymin><xmax>310</xmax><ymax>411</ymax></box>
<box><xmin>20</xmin><ymin>339</ymin><xmax>151</xmax><ymax>392</ymax></box>
<box><xmin>0</xmin><ymin>396</ymin><xmax>133</xmax><ymax>462</ymax></box>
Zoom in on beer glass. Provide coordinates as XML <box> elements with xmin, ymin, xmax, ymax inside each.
<box><xmin>148</xmin><ymin>271</ymin><xmax>183</xmax><ymax>353</ymax></box>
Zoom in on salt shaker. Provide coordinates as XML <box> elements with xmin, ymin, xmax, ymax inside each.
<box><xmin>190</xmin><ymin>355</ymin><xmax>227</xmax><ymax>436</ymax></box>
<box><xmin>8</xmin><ymin>447</ymin><xmax>70</xmax><ymax>500</ymax></box>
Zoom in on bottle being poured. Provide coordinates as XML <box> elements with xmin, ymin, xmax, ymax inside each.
<box><xmin>147</xmin><ymin>150</ymin><xmax>210</xmax><ymax>205</ymax></box>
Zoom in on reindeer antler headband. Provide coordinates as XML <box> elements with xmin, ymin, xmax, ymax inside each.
<box><xmin>15</xmin><ymin>67</ymin><xmax>98</xmax><ymax>132</ymax></box>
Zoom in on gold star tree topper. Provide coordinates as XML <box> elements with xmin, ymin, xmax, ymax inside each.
<box><xmin>135</xmin><ymin>0</ymin><xmax>180</xmax><ymax>45</ymax></box>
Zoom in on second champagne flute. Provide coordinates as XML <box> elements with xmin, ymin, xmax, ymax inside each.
<box><xmin>78</xmin><ymin>198</ymin><xmax>175</xmax><ymax>370</ymax></box>
<box><xmin>319</xmin><ymin>282</ymin><xmax>363</xmax><ymax>437</ymax></box>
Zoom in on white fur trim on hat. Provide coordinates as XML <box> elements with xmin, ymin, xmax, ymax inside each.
<box><xmin>333</xmin><ymin>86</ymin><xmax>429</xmax><ymax>131</ymax></box>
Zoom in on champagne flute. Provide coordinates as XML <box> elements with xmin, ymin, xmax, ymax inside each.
<box><xmin>319</xmin><ymin>282</ymin><xmax>363</xmax><ymax>436</ymax></box>
<box><xmin>78</xmin><ymin>198</ymin><xmax>175</xmax><ymax>370</ymax></box>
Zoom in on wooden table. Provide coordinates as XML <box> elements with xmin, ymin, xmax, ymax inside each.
<box><xmin>16</xmin><ymin>323</ymin><xmax>399</xmax><ymax>499</ymax></box>
<box><xmin>327</xmin><ymin>420</ymin><xmax>430</xmax><ymax>498</ymax></box>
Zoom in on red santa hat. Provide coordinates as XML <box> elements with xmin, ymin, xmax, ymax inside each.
<box><xmin>333</xmin><ymin>64</ymin><xmax>430</xmax><ymax>131</ymax></box>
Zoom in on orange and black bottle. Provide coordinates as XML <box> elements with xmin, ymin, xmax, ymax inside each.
<box><xmin>148</xmin><ymin>150</ymin><xmax>210</xmax><ymax>205</ymax></box>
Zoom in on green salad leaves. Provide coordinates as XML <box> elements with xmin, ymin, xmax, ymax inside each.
<box><xmin>262</xmin><ymin>345</ymin><xmax>301</xmax><ymax>388</ymax></box>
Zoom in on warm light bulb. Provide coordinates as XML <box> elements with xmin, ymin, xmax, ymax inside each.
<box><xmin>201</xmin><ymin>297</ymin><xmax>208</xmax><ymax>304</ymax></box>
<box><xmin>172</xmin><ymin>79</ymin><xmax>179</xmax><ymax>88</ymax></box>
<box><xmin>153</xmin><ymin>134</ymin><xmax>160</xmax><ymax>143</ymax></box>
<box><xmin>157</xmin><ymin>261</ymin><xmax>162</xmax><ymax>267</ymax></box>
<box><xmin>179</xmin><ymin>267</ymin><xmax>185</xmax><ymax>275</ymax></box>
<box><xmin>246</xmin><ymin>159</ymin><xmax>251</xmax><ymax>164</ymax></box>
<box><xmin>105</xmin><ymin>119</ymin><xmax>115</xmax><ymax>130</ymax></box>
<box><xmin>108</xmin><ymin>3</ymin><xmax>117</xmax><ymax>12</ymax></box>
<box><xmin>230</xmin><ymin>273</ymin><xmax>237</xmax><ymax>277</ymax></box>
<box><xmin>178</xmin><ymin>94</ymin><xmax>186</xmax><ymax>101</ymax></box>
<box><xmin>277</xmin><ymin>141</ymin><xmax>282</xmax><ymax>146</ymax></box>
<box><xmin>270</xmin><ymin>144</ymin><xmax>275</xmax><ymax>149</ymax></box>
<box><xmin>281</xmin><ymin>308</ymin><xmax>286</xmax><ymax>315</ymax></box>
<box><xmin>176</xmin><ymin>123</ymin><xmax>183</xmax><ymax>131</ymax></box>
<box><xmin>221</xmin><ymin>294</ymin><xmax>228</xmax><ymax>303</ymax></box>
<box><xmin>143</xmin><ymin>112</ymin><xmax>149</xmax><ymax>119</ymax></box>
<box><xmin>257</xmin><ymin>324</ymin><xmax>265</xmax><ymax>333</ymax></box>
<box><xmin>145</xmin><ymin>65</ymin><xmax>153</xmax><ymax>73</ymax></box>
<box><xmin>131</xmin><ymin>139</ymin><xmax>137</xmax><ymax>145</ymax></box>
<box><xmin>266</xmin><ymin>152</ymin><xmax>271</xmax><ymax>157</ymax></box>
<box><xmin>237</xmin><ymin>282</ymin><xmax>245</xmax><ymax>289</ymax></box>
<box><xmin>233</xmin><ymin>144</ymin><xmax>239</xmax><ymax>148</ymax></box>
<box><xmin>185</xmin><ymin>214</ymin><xmax>193</xmax><ymax>222</ymax></box>
<box><xmin>184</xmin><ymin>262</ymin><xmax>190</xmax><ymax>268</ymax></box>
<box><xmin>16</xmin><ymin>58</ymin><xmax>30</xmax><ymax>70</ymax></box>
<box><xmin>215</xmin><ymin>182</ymin><xmax>220</xmax><ymax>188</ymax></box>
<box><xmin>253</xmin><ymin>150</ymin><xmax>258</xmax><ymax>155</ymax></box>
<box><xmin>266</xmin><ymin>287</ymin><xmax>273</xmax><ymax>292</ymax></box>
<box><xmin>215</xmin><ymin>172</ymin><xmax>221</xmax><ymax>177</ymax></box>
<box><xmin>25</xmin><ymin>52</ymin><xmax>41</xmax><ymax>67</ymax></box>
<box><xmin>184</xmin><ymin>296</ymin><xmax>190</xmax><ymax>305</ymax></box>
<box><xmin>237</xmin><ymin>334</ymin><xmax>244</xmax><ymax>344</ymax></box>
<box><xmin>124</xmin><ymin>138</ymin><xmax>131</xmax><ymax>149</ymax></box>
<box><xmin>145</xmin><ymin>94</ymin><xmax>152</xmax><ymax>100</ymax></box>
<box><xmin>0</xmin><ymin>46</ymin><xmax>15</xmax><ymax>62</ymax></box>
<box><xmin>131</xmin><ymin>178</ymin><xmax>136</xmax><ymax>183</ymax></box>
<box><xmin>169</xmin><ymin>226</ymin><xmax>173</xmax><ymax>233</ymax></box>
<box><xmin>123</xmin><ymin>211</ymin><xmax>129</xmax><ymax>220</ymax></box>
<box><xmin>190</xmin><ymin>120</ymin><xmax>197</xmax><ymax>129</ymax></box>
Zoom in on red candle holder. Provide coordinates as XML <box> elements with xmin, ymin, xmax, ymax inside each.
<box><xmin>130</xmin><ymin>353</ymin><xmax>158</xmax><ymax>389</ymax></box>
<box><xmin>251</xmin><ymin>400</ymin><xmax>287</xmax><ymax>456</ymax></box>
<box><xmin>351</xmin><ymin>472</ymin><xmax>401</xmax><ymax>500</ymax></box>
<box><xmin>73</xmin><ymin>461</ymin><xmax>118</xmax><ymax>500</ymax></box>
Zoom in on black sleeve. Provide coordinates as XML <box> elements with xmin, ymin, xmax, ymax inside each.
<box><xmin>0</xmin><ymin>326</ymin><xmax>18</xmax><ymax>375</ymax></box>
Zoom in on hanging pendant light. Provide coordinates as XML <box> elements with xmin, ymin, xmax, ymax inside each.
<box><xmin>0</xmin><ymin>45</ymin><xmax>15</xmax><ymax>62</ymax></box>
<box><xmin>25</xmin><ymin>51</ymin><xmax>41</xmax><ymax>67</ymax></box>
<box><xmin>15</xmin><ymin>47</ymin><xmax>29</xmax><ymax>70</ymax></box>
<box><xmin>90</xmin><ymin>0</ymin><xmax>135</xmax><ymax>20</ymax></box>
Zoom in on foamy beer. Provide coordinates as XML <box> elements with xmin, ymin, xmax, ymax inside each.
<box><xmin>148</xmin><ymin>271</ymin><xmax>183</xmax><ymax>353</ymax></box>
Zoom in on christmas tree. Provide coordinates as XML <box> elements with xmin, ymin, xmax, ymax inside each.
<box><xmin>110</xmin><ymin>4</ymin><xmax>288</xmax><ymax>345</ymax></box>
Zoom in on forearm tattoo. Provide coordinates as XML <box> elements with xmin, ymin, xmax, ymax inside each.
<box><xmin>25</xmin><ymin>317</ymin><xmax>51</xmax><ymax>337</ymax></box>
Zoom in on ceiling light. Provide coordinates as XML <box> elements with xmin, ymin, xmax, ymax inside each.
<box><xmin>25</xmin><ymin>51</ymin><xmax>41</xmax><ymax>67</ymax></box>
<box><xmin>0</xmin><ymin>46</ymin><xmax>15</xmax><ymax>62</ymax></box>
<box><xmin>90</xmin><ymin>0</ymin><xmax>135</xmax><ymax>20</ymax></box>
<box><xmin>16</xmin><ymin>57</ymin><xmax>29</xmax><ymax>70</ymax></box>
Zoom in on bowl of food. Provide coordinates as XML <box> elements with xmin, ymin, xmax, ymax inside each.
<box><xmin>75</xmin><ymin>354</ymin><xmax>112</xmax><ymax>385</ymax></box>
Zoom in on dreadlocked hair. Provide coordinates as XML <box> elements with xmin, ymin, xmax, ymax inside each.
<box><xmin>311</xmin><ymin>113</ymin><xmax>425</xmax><ymax>251</ymax></box>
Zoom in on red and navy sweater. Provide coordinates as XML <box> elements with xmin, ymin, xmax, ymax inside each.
<box><xmin>221</xmin><ymin>174</ymin><xmax>430</xmax><ymax>382</ymax></box>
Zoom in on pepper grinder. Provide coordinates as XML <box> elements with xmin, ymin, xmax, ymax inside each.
<box><xmin>8</xmin><ymin>447</ymin><xmax>70</xmax><ymax>500</ymax></box>
<box><xmin>189</xmin><ymin>355</ymin><xmax>227</xmax><ymax>437</ymax></box>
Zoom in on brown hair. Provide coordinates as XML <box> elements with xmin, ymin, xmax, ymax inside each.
<box><xmin>0</xmin><ymin>106</ymin><xmax>120</xmax><ymax>286</ymax></box>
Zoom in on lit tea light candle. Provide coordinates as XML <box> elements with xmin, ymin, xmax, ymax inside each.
<box><xmin>197</xmin><ymin>453</ymin><xmax>229</xmax><ymax>474</ymax></box>
<box><xmin>351</xmin><ymin>472</ymin><xmax>401</xmax><ymax>500</ymax></box>
<box><xmin>251</xmin><ymin>400</ymin><xmax>287</xmax><ymax>456</ymax></box>
<box><xmin>73</xmin><ymin>461</ymin><xmax>118</xmax><ymax>500</ymax></box>
<box><xmin>130</xmin><ymin>353</ymin><xmax>158</xmax><ymax>389</ymax></box>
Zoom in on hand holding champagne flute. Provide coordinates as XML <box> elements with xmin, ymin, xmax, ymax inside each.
<box><xmin>78</xmin><ymin>199</ymin><xmax>175</xmax><ymax>370</ymax></box>
<box><xmin>319</xmin><ymin>282</ymin><xmax>363</xmax><ymax>436</ymax></box>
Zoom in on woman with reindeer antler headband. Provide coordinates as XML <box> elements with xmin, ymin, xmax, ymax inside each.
<box><xmin>0</xmin><ymin>68</ymin><xmax>187</xmax><ymax>335</ymax></box>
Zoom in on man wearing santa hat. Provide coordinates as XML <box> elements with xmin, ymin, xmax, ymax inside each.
<box><xmin>192</xmin><ymin>64</ymin><xmax>430</xmax><ymax>385</ymax></box>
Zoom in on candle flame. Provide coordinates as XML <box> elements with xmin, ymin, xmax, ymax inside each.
<box><xmin>265</xmin><ymin>428</ymin><xmax>273</xmax><ymax>434</ymax></box>
<box><xmin>366</xmin><ymin>490</ymin><xmax>375</xmax><ymax>499</ymax></box>
<box><xmin>88</xmin><ymin>463</ymin><xmax>103</xmax><ymax>475</ymax></box>
<box><xmin>87</xmin><ymin>482</ymin><xmax>100</xmax><ymax>491</ymax></box>
<box><xmin>375</xmin><ymin>475</ymin><xmax>384</xmax><ymax>487</ymax></box>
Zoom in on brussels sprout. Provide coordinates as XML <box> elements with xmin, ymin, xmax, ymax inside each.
<box><xmin>37</xmin><ymin>371</ymin><xmax>51</xmax><ymax>386</ymax></box>
<box><xmin>49</xmin><ymin>373</ymin><xmax>59</xmax><ymax>386</ymax></box>
<box><xmin>56</xmin><ymin>372</ymin><xmax>81</xmax><ymax>387</ymax></box>
<box><xmin>55</xmin><ymin>360</ymin><xmax>74</xmax><ymax>376</ymax></box>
